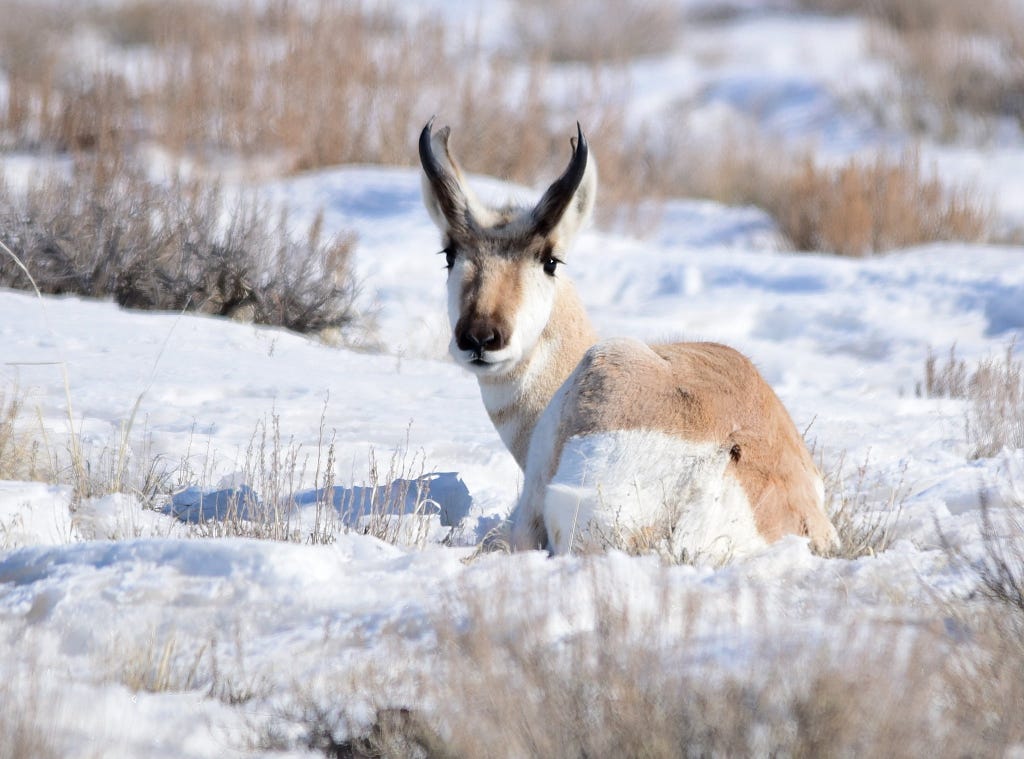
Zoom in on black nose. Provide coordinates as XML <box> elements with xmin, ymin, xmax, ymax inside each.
<box><xmin>456</xmin><ymin>318</ymin><xmax>507</xmax><ymax>358</ymax></box>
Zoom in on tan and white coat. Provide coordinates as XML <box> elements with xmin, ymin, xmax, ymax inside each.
<box><xmin>419</xmin><ymin>120</ymin><xmax>837</xmax><ymax>563</ymax></box>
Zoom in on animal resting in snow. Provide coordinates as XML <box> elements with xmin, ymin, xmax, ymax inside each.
<box><xmin>419</xmin><ymin>119</ymin><xmax>838</xmax><ymax>562</ymax></box>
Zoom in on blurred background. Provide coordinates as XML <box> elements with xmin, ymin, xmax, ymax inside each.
<box><xmin>1</xmin><ymin>0</ymin><xmax>1021</xmax><ymax>332</ymax></box>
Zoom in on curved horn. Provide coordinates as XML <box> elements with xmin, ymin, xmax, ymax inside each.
<box><xmin>419</xmin><ymin>118</ymin><xmax>469</xmax><ymax>229</ymax></box>
<box><xmin>532</xmin><ymin>123</ymin><xmax>589</xmax><ymax>236</ymax></box>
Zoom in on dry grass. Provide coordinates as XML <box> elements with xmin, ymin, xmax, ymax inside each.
<box><xmin>820</xmin><ymin>450</ymin><xmax>908</xmax><ymax>559</ymax></box>
<box><xmin>966</xmin><ymin>345</ymin><xmax>1024</xmax><ymax>458</ymax></box>
<box><xmin>178</xmin><ymin>412</ymin><xmax>441</xmax><ymax>548</ymax></box>
<box><xmin>0</xmin><ymin>0</ymin><xmax>625</xmax><ymax>183</ymax></box>
<box><xmin>1</xmin><ymin>374</ymin><xmax>444</xmax><ymax>549</ymax></box>
<box><xmin>920</xmin><ymin>344</ymin><xmax>970</xmax><ymax>398</ymax></box>
<box><xmin>974</xmin><ymin>495</ymin><xmax>1024</xmax><ymax>617</ymax></box>
<box><xmin>511</xmin><ymin>0</ymin><xmax>681</xmax><ymax>63</ymax></box>
<box><xmin>921</xmin><ymin>343</ymin><xmax>1024</xmax><ymax>458</ymax></box>
<box><xmin>938</xmin><ymin>489</ymin><xmax>1024</xmax><ymax>750</ymax></box>
<box><xmin>797</xmin><ymin>0</ymin><xmax>1024</xmax><ymax>139</ymax></box>
<box><xmin>0</xmin><ymin>383</ymin><xmax>41</xmax><ymax>481</ymax></box>
<box><xmin>264</xmin><ymin>563</ymin><xmax>1024</xmax><ymax>759</ymax></box>
<box><xmin>599</xmin><ymin>125</ymin><xmax>992</xmax><ymax>254</ymax></box>
<box><xmin>0</xmin><ymin>0</ymin><xmax>996</xmax><ymax>256</ymax></box>
<box><xmin>747</xmin><ymin>149</ymin><xmax>990</xmax><ymax>256</ymax></box>
<box><xmin>0</xmin><ymin>659</ymin><xmax>63</xmax><ymax>759</ymax></box>
<box><xmin>117</xmin><ymin>631</ymin><xmax>205</xmax><ymax>695</ymax></box>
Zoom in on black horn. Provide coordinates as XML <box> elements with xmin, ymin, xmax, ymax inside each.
<box><xmin>419</xmin><ymin>118</ymin><xmax>469</xmax><ymax>229</ymax></box>
<box><xmin>532</xmin><ymin>123</ymin><xmax>589</xmax><ymax>236</ymax></box>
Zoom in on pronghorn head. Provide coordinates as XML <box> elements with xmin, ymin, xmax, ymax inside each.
<box><xmin>419</xmin><ymin>120</ymin><xmax>597</xmax><ymax>376</ymax></box>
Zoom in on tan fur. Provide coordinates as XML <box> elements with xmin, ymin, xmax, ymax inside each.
<box><xmin>419</xmin><ymin>120</ymin><xmax>837</xmax><ymax>554</ymax></box>
<box><xmin>547</xmin><ymin>340</ymin><xmax>835</xmax><ymax>550</ymax></box>
<box><xmin>478</xmin><ymin>279</ymin><xmax>597</xmax><ymax>468</ymax></box>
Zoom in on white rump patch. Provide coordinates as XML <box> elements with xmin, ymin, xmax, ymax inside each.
<box><xmin>543</xmin><ymin>430</ymin><xmax>766</xmax><ymax>564</ymax></box>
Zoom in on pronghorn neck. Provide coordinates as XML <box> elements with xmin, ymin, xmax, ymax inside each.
<box><xmin>476</xmin><ymin>284</ymin><xmax>597</xmax><ymax>470</ymax></box>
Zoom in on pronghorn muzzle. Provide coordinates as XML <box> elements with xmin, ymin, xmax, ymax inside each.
<box><xmin>454</xmin><ymin>314</ymin><xmax>509</xmax><ymax>361</ymax></box>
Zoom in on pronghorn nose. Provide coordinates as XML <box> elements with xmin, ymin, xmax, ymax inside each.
<box><xmin>456</xmin><ymin>318</ymin><xmax>507</xmax><ymax>357</ymax></box>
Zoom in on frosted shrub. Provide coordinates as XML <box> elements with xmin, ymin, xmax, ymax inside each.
<box><xmin>0</xmin><ymin>160</ymin><xmax>361</xmax><ymax>337</ymax></box>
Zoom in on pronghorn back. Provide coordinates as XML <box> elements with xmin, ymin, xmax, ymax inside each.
<box><xmin>418</xmin><ymin>119</ymin><xmax>837</xmax><ymax>562</ymax></box>
<box><xmin>512</xmin><ymin>338</ymin><xmax>834</xmax><ymax>561</ymax></box>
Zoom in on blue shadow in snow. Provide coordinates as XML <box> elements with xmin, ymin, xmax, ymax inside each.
<box><xmin>162</xmin><ymin>473</ymin><xmax>473</xmax><ymax>528</ymax></box>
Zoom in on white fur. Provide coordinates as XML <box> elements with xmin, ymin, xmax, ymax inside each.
<box><xmin>446</xmin><ymin>258</ymin><xmax>558</xmax><ymax>377</ymax></box>
<box><xmin>542</xmin><ymin>430</ymin><xmax>766</xmax><ymax>564</ymax></box>
<box><xmin>508</xmin><ymin>369</ymin><xmax>573</xmax><ymax>549</ymax></box>
<box><xmin>480</xmin><ymin>337</ymin><xmax>555</xmax><ymax>451</ymax></box>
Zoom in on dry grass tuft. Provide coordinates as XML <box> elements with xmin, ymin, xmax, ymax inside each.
<box><xmin>975</xmin><ymin>495</ymin><xmax>1024</xmax><ymax>617</ymax></box>
<box><xmin>819</xmin><ymin>450</ymin><xmax>908</xmax><ymax>559</ymax></box>
<box><xmin>117</xmin><ymin>631</ymin><xmax>205</xmax><ymax>694</ymax></box>
<box><xmin>921</xmin><ymin>343</ymin><xmax>1024</xmax><ymax>458</ymax></box>
<box><xmin>920</xmin><ymin>344</ymin><xmax>970</xmax><ymax>398</ymax></box>
<box><xmin>600</xmin><ymin>126</ymin><xmax>992</xmax><ymax>253</ymax></box>
<box><xmin>761</xmin><ymin>150</ymin><xmax>990</xmax><ymax>256</ymax></box>
<box><xmin>0</xmin><ymin>383</ymin><xmax>41</xmax><ymax>481</ymax></box>
<box><xmin>966</xmin><ymin>345</ymin><xmax>1024</xmax><ymax>458</ymax></box>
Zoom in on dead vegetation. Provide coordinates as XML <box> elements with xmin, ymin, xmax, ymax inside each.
<box><xmin>262</xmin><ymin>560</ymin><xmax>1024</xmax><ymax>759</ymax></box>
<box><xmin>763</xmin><ymin>151</ymin><xmax>990</xmax><ymax>255</ymax></box>
<box><xmin>921</xmin><ymin>343</ymin><xmax>1024</xmax><ymax>458</ymax></box>
<box><xmin>511</xmin><ymin>0</ymin><xmax>681</xmax><ymax>63</ymax></box>
<box><xmin>0</xmin><ymin>158</ymin><xmax>361</xmax><ymax>336</ymax></box>
<box><xmin>0</xmin><ymin>384</ymin><xmax>41</xmax><ymax>481</ymax></box>
<box><xmin>0</xmin><ymin>0</ymin><xmax>623</xmax><ymax>181</ymax></box>
<box><xmin>0</xmin><ymin>659</ymin><xmax>62</xmax><ymax>759</ymax></box>
<box><xmin>0</xmin><ymin>0</ymin><xmax>994</xmax><ymax>260</ymax></box>
<box><xmin>820</xmin><ymin>451</ymin><xmax>908</xmax><ymax>559</ymax></box>
<box><xmin>797</xmin><ymin>0</ymin><xmax>1024</xmax><ymax>139</ymax></box>
<box><xmin>637</xmin><ymin>137</ymin><xmax>991</xmax><ymax>255</ymax></box>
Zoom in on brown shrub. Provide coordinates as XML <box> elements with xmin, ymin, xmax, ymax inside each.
<box><xmin>765</xmin><ymin>151</ymin><xmax>990</xmax><ymax>256</ymax></box>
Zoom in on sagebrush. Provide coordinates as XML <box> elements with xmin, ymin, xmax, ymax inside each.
<box><xmin>0</xmin><ymin>159</ymin><xmax>360</xmax><ymax>336</ymax></box>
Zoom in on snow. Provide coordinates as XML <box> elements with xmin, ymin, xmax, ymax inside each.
<box><xmin>2</xmin><ymin>2</ymin><xmax>1024</xmax><ymax>756</ymax></box>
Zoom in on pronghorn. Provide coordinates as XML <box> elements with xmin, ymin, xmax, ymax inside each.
<box><xmin>419</xmin><ymin>119</ymin><xmax>838</xmax><ymax>562</ymax></box>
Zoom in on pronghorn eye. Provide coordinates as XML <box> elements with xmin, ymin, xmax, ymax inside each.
<box><xmin>542</xmin><ymin>257</ymin><xmax>561</xmax><ymax>276</ymax></box>
<box><xmin>440</xmin><ymin>245</ymin><xmax>456</xmax><ymax>270</ymax></box>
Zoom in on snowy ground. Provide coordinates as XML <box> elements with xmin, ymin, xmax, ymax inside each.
<box><xmin>2</xmin><ymin>2</ymin><xmax>1024</xmax><ymax>756</ymax></box>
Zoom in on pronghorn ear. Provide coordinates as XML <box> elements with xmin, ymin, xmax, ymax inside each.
<box><xmin>532</xmin><ymin>123</ymin><xmax>597</xmax><ymax>255</ymax></box>
<box><xmin>419</xmin><ymin>119</ymin><xmax>489</xmax><ymax>237</ymax></box>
